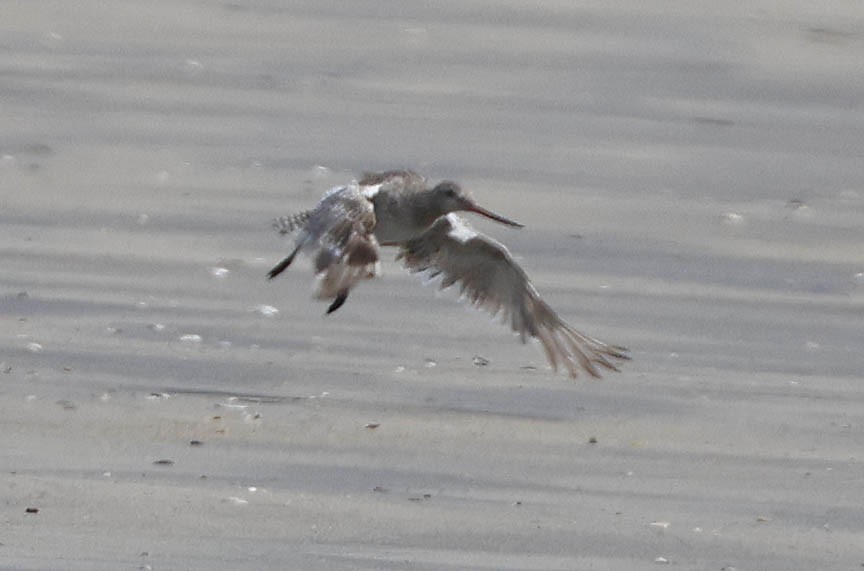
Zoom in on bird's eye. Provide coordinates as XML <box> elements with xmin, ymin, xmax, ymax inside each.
<box><xmin>445</xmin><ymin>187</ymin><xmax>457</xmax><ymax>198</ymax></box>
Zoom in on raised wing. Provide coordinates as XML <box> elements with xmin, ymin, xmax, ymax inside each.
<box><xmin>269</xmin><ymin>184</ymin><xmax>380</xmax><ymax>313</ymax></box>
<box><xmin>358</xmin><ymin>169</ymin><xmax>425</xmax><ymax>191</ymax></box>
<box><xmin>397</xmin><ymin>214</ymin><xmax>629</xmax><ymax>378</ymax></box>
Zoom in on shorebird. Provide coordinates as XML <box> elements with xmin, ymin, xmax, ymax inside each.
<box><xmin>268</xmin><ymin>170</ymin><xmax>629</xmax><ymax>378</ymax></box>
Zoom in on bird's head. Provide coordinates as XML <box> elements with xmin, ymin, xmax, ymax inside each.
<box><xmin>431</xmin><ymin>181</ymin><xmax>523</xmax><ymax>228</ymax></box>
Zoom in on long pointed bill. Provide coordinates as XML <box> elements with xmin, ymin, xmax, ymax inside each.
<box><xmin>466</xmin><ymin>203</ymin><xmax>524</xmax><ymax>227</ymax></box>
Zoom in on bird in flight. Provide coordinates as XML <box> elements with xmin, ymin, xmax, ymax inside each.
<box><xmin>268</xmin><ymin>170</ymin><xmax>628</xmax><ymax>378</ymax></box>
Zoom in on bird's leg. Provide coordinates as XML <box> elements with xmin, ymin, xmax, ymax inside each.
<box><xmin>326</xmin><ymin>289</ymin><xmax>349</xmax><ymax>314</ymax></box>
<box><xmin>267</xmin><ymin>246</ymin><xmax>300</xmax><ymax>280</ymax></box>
<box><xmin>267</xmin><ymin>244</ymin><xmax>302</xmax><ymax>280</ymax></box>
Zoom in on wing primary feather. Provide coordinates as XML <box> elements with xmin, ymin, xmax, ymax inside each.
<box><xmin>536</xmin><ymin>328</ymin><xmax>562</xmax><ymax>373</ymax></box>
<box><xmin>398</xmin><ymin>213</ymin><xmax>629</xmax><ymax>379</ymax></box>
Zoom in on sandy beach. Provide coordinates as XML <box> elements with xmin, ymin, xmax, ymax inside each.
<box><xmin>2</xmin><ymin>1</ymin><xmax>863</xmax><ymax>569</ymax></box>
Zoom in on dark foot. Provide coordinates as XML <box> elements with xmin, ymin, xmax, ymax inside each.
<box><xmin>326</xmin><ymin>290</ymin><xmax>349</xmax><ymax>314</ymax></box>
<box><xmin>267</xmin><ymin>249</ymin><xmax>299</xmax><ymax>280</ymax></box>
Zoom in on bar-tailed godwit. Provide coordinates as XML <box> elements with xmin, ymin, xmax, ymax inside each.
<box><xmin>268</xmin><ymin>170</ymin><xmax>628</xmax><ymax>378</ymax></box>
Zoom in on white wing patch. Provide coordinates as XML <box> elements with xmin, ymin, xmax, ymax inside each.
<box><xmin>361</xmin><ymin>183</ymin><xmax>383</xmax><ymax>199</ymax></box>
<box><xmin>444</xmin><ymin>213</ymin><xmax>478</xmax><ymax>244</ymax></box>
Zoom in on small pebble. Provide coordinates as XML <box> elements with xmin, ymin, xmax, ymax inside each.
<box><xmin>209</xmin><ymin>267</ymin><xmax>230</xmax><ymax>278</ymax></box>
<box><xmin>311</xmin><ymin>165</ymin><xmax>331</xmax><ymax>178</ymax></box>
<box><xmin>184</xmin><ymin>59</ymin><xmax>203</xmax><ymax>74</ymax></box>
<box><xmin>26</xmin><ymin>342</ymin><xmax>43</xmax><ymax>353</ymax></box>
<box><xmin>179</xmin><ymin>334</ymin><xmax>202</xmax><ymax>343</ymax></box>
<box><xmin>153</xmin><ymin>459</ymin><xmax>174</xmax><ymax>466</ymax></box>
<box><xmin>654</xmin><ymin>556</ymin><xmax>669</xmax><ymax>564</ymax></box>
<box><xmin>253</xmin><ymin>305</ymin><xmax>279</xmax><ymax>317</ymax></box>
<box><xmin>25</xmin><ymin>507</ymin><xmax>39</xmax><ymax>514</ymax></box>
<box><xmin>472</xmin><ymin>355</ymin><xmax>490</xmax><ymax>367</ymax></box>
<box><xmin>720</xmin><ymin>212</ymin><xmax>744</xmax><ymax>225</ymax></box>
<box><xmin>243</xmin><ymin>412</ymin><xmax>262</xmax><ymax>424</ymax></box>
<box><xmin>219</xmin><ymin>398</ymin><xmax>248</xmax><ymax>409</ymax></box>
<box><xmin>365</xmin><ymin>423</ymin><xmax>380</xmax><ymax>429</ymax></box>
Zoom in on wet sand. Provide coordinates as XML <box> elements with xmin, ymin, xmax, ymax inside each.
<box><xmin>2</xmin><ymin>2</ymin><xmax>863</xmax><ymax>569</ymax></box>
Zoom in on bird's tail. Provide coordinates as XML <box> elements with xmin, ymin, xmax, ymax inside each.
<box><xmin>272</xmin><ymin>211</ymin><xmax>312</xmax><ymax>235</ymax></box>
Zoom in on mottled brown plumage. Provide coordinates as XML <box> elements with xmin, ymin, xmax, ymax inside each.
<box><xmin>269</xmin><ymin>170</ymin><xmax>629</xmax><ymax>378</ymax></box>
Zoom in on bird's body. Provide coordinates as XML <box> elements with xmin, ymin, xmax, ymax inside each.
<box><xmin>268</xmin><ymin>170</ymin><xmax>629</xmax><ymax>378</ymax></box>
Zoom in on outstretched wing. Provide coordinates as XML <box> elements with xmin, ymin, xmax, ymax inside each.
<box><xmin>269</xmin><ymin>184</ymin><xmax>380</xmax><ymax>311</ymax></box>
<box><xmin>397</xmin><ymin>214</ymin><xmax>629</xmax><ymax>378</ymax></box>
